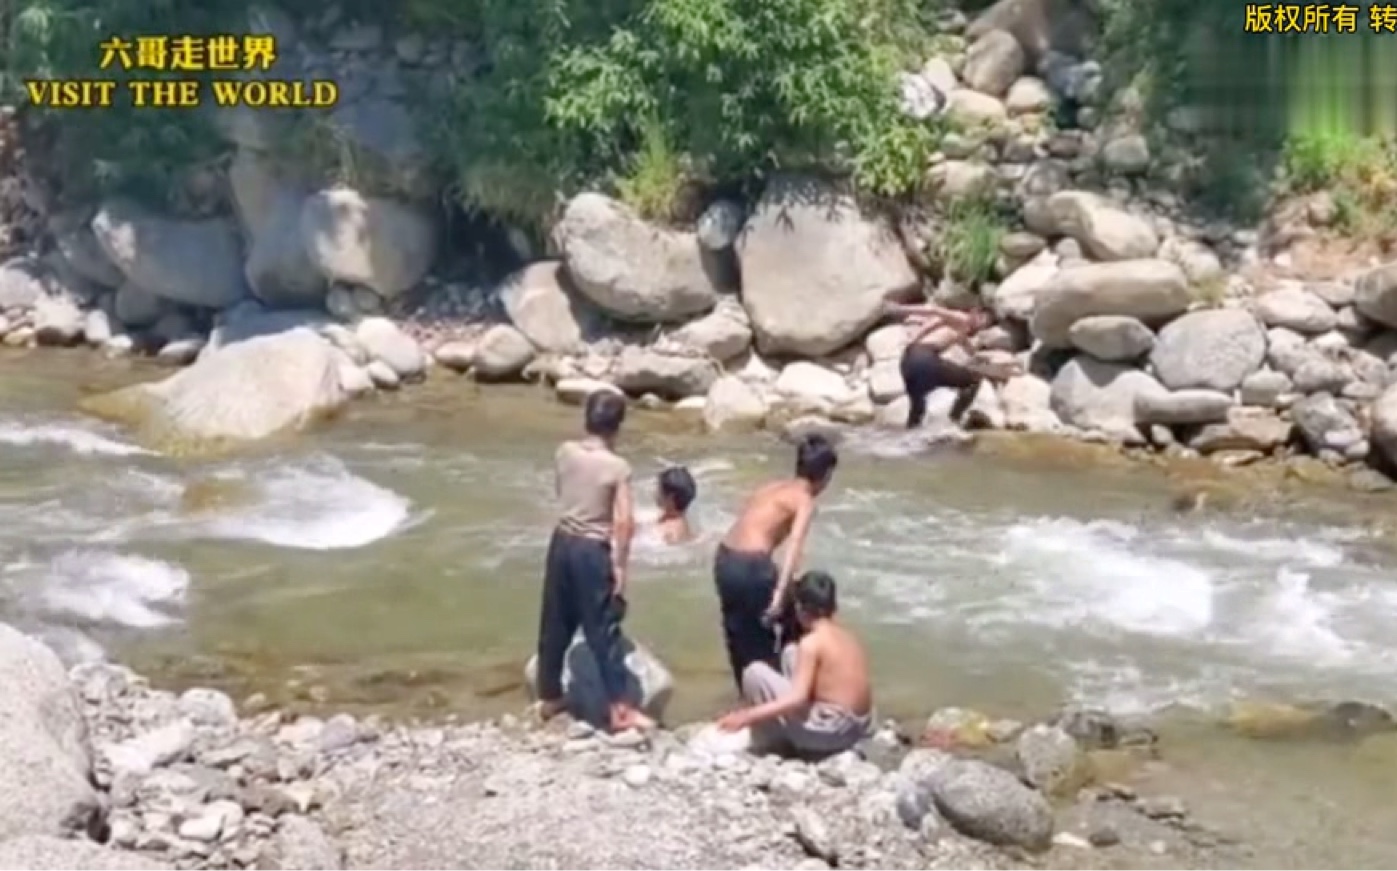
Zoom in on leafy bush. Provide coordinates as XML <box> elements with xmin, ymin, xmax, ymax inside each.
<box><xmin>429</xmin><ymin>0</ymin><xmax>941</xmax><ymax>228</ymax></box>
<box><xmin>3</xmin><ymin>0</ymin><xmax>246</xmax><ymax>207</ymax></box>
<box><xmin>935</xmin><ymin>193</ymin><xmax>1008</xmax><ymax>285</ymax></box>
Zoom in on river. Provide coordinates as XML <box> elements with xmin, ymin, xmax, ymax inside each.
<box><xmin>2</xmin><ymin>350</ymin><xmax>1397</xmax><ymax>866</ymax></box>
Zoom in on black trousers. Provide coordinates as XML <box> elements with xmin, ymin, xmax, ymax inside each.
<box><xmin>535</xmin><ymin>528</ymin><xmax>628</xmax><ymax>704</ymax></box>
<box><xmin>713</xmin><ymin>544</ymin><xmax>799</xmax><ymax>689</ymax></box>
<box><xmin>900</xmin><ymin>343</ymin><xmax>983</xmax><ymax>429</ymax></box>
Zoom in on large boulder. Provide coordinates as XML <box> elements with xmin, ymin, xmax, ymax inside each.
<box><xmin>1050</xmin><ymin>355</ymin><xmax>1162</xmax><ymax>437</ymax></box>
<box><xmin>498</xmin><ymin>261</ymin><xmax>598</xmax><ymax>353</ymax></box>
<box><xmin>554</xmin><ymin>193</ymin><xmax>717</xmax><ymax>323</ymax></box>
<box><xmin>1253</xmin><ymin>285</ymin><xmax>1335</xmax><ymax>334</ymax></box>
<box><xmin>0</xmin><ymin>623</ymin><xmax>102</xmax><ymax>842</ymax></box>
<box><xmin>524</xmin><ymin>636</ymin><xmax>673</xmax><ymax>728</ymax></box>
<box><xmin>1030</xmin><ymin>259</ymin><xmax>1189</xmax><ymax>347</ymax></box>
<box><xmin>738</xmin><ymin>175</ymin><xmax>919</xmax><ymax>356</ymax></box>
<box><xmin>1033</xmin><ymin>191</ymin><xmax>1158</xmax><ymax>261</ymax></box>
<box><xmin>1370</xmin><ymin>383</ymin><xmax>1397</xmax><ymax>468</ymax></box>
<box><xmin>989</xmin><ymin>249</ymin><xmax>1058</xmax><ymax>321</ymax></box>
<box><xmin>1149</xmin><ymin>308</ymin><xmax>1266</xmax><ymax>391</ymax></box>
<box><xmin>1354</xmin><ymin>262</ymin><xmax>1397</xmax><ymax>328</ymax></box>
<box><xmin>90</xmin><ymin>199</ymin><xmax>247</xmax><ymax>308</ymax></box>
<box><xmin>80</xmin><ymin>328</ymin><xmax>346</xmax><ymax>453</ymax></box>
<box><xmin>611</xmin><ymin>347</ymin><xmax>719</xmax><ymax>399</ymax></box>
<box><xmin>49</xmin><ymin>211</ymin><xmax>125</xmax><ymax>288</ymax></box>
<box><xmin>300</xmin><ymin>188</ymin><xmax>438</xmax><ymax>299</ymax></box>
<box><xmin>112</xmin><ymin>282</ymin><xmax>165</xmax><ymax>328</ymax></box>
<box><xmin>1000</xmin><ymin>373</ymin><xmax>1062</xmax><ymax>431</ymax></box>
<box><xmin>962</xmin><ymin>30</ymin><xmax>1026</xmax><ymax>97</ymax></box>
<box><xmin>1291</xmin><ymin>393</ymin><xmax>1364</xmax><ymax>454</ymax></box>
<box><xmin>231</xmin><ymin>151</ymin><xmax>324</xmax><ymax>308</ymax></box>
<box><xmin>928</xmin><ymin>758</ymin><xmax>1054</xmax><ymax>850</ymax></box>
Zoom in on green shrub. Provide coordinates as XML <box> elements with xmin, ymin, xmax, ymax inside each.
<box><xmin>3</xmin><ymin>0</ymin><xmax>246</xmax><ymax>207</ymax></box>
<box><xmin>935</xmin><ymin>194</ymin><xmax>1008</xmax><ymax>286</ymax></box>
<box><xmin>429</xmin><ymin>0</ymin><xmax>941</xmax><ymax>229</ymax></box>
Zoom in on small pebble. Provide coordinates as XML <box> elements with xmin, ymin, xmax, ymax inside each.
<box><xmin>622</xmin><ymin>764</ymin><xmax>652</xmax><ymax>787</ymax></box>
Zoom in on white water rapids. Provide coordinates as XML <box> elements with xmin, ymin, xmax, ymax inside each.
<box><xmin>1</xmin><ymin>408</ymin><xmax>1395</xmax><ymax>721</ymax></box>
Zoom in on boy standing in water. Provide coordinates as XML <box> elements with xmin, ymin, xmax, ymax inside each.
<box><xmin>712</xmin><ymin>434</ymin><xmax>839</xmax><ymax>690</ymax></box>
<box><xmin>534</xmin><ymin>390</ymin><xmax>654</xmax><ymax>732</ymax></box>
<box><xmin>656</xmin><ymin>466</ymin><xmax>697</xmax><ymax>545</ymax></box>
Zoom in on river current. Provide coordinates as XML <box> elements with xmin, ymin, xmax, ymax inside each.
<box><xmin>3</xmin><ymin>351</ymin><xmax>1397</xmax><ymax>866</ymax></box>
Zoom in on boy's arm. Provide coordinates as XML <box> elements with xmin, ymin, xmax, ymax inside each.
<box><xmin>768</xmin><ymin>498</ymin><xmax>815</xmax><ymax>618</ymax></box>
<box><xmin>610</xmin><ymin>471</ymin><xmax>635</xmax><ymax>596</ymax></box>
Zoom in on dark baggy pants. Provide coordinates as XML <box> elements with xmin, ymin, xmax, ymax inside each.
<box><xmin>900</xmin><ymin>343</ymin><xmax>983</xmax><ymax>429</ymax></box>
<box><xmin>713</xmin><ymin>544</ymin><xmax>799</xmax><ymax>689</ymax></box>
<box><xmin>535</xmin><ymin>528</ymin><xmax>629</xmax><ymax>705</ymax></box>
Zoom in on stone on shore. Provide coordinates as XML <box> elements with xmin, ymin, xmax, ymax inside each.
<box><xmin>91</xmin><ymin>199</ymin><xmax>248</xmax><ymax>309</ymax></box>
<box><xmin>0</xmin><ymin>256</ymin><xmax>54</xmax><ymax>309</ymax></box>
<box><xmin>1354</xmin><ymin>261</ymin><xmax>1397</xmax><ymax>328</ymax></box>
<box><xmin>554</xmin><ymin>193</ymin><xmax>718</xmax><ymax>323</ymax></box>
<box><xmin>1134</xmin><ymin>388</ymin><xmax>1233</xmax><ymax>425</ymax></box>
<box><xmin>1068</xmin><ymin>315</ymin><xmax>1154</xmax><ymax>362</ymax></box>
<box><xmin>555</xmin><ymin>378</ymin><xmax>622</xmax><ymax>405</ymax></box>
<box><xmin>989</xmin><ymin>249</ymin><xmax>1058</xmax><ymax>322</ymax></box>
<box><xmin>1036</xmin><ymin>191</ymin><xmax>1159</xmax><ymax>261</ymax></box>
<box><xmin>1015</xmin><ymin>724</ymin><xmax>1085</xmax><ymax>796</ymax></box>
<box><xmin>354</xmin><ymin>316</ymin><xmax>426</xmax><ymax>380</ymax></box>
<box><xmin>738</xmin><ymin>175</ymin><xmax>918</xmax><ymax>356</ymax></box>
<box><xmin>523</xmin><ymin>636</ymin><xmax>673</xmax><ymax>728</ymax></box>
<box><xmin>670</xmin><ymin>297</ymin><xmax>753</xmax><ymax>362</ymax></box>
<box><xmin>1150</xmin><ymin>308</ymin><xmax>1267</xmax><ymax>391</ymax></box>
<box><xmin>1030</xmin><ymin>260</ymin><xmax>1189</xmax><ymax>348</ymax></box>
<box><xmin>929</xmin><ymin>758</ymin><xmax>1054</xmax><ymax>850</ymax></box>
<box><xmin>300</xmin><ymin>188</ymin><xmax>438</xmax><ymax>299</ymax></box>
<box><xmin>703</xmin><ymin>375</ymin><xmax>767</xmax><ymax>431</ymax></box>
<box><xmin>80</xmin><ymin>328</ymin><xmax>347</xmax><ymax>453</ymax></box>
<box><xmin>0</xmin><ymin>623</ymin><xmax>102</xmax><ymax>842</ymax></box>
<box><xmin>612</xmin><ymin>346</ymin><xmax>718</xmax><ymax>399</ymax></box>
<box><xmin>1367</xmin><ymin>382</ymin><xmax>1397</xmax><ymax>468</ymax></box>
<box><xmin>498</xmin><ymin>261</ymin><xmax>598</xmax><ymax>354</ymax></box>
<box><xmin>1253</xmin><ymin>285</ymin><xmax>1336</xmax><ymax>334</ymax></box>
<box><xmin>0</xmin><ymin>836</ymin><xmax>171</xmax><ymax>869</ymax></box>
<box><xmin>472</xmin><ymin>324</ymin><xmax>535</xmax><ymax>380</ymax></box>
<box><xmin>1050</xmin><ymin>356</ymin><xmax>1161</xmax><ymax>439</ymax></box>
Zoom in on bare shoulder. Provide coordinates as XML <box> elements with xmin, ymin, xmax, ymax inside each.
<box><xmin>610</xmin><ymin>452</ymin><xmax>632</xmax><ymax>480</ymax></box>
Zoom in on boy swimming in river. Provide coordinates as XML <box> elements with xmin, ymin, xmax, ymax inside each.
<box><xmin>656</xmin><ymin>466</ymin><xmax>697</xmax><ymax>545</ymax></box>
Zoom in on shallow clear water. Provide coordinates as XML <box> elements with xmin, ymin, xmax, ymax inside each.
<box><xmin>4</xmin><ymin>350</ymin><xmax>1397</xmax><ymax>866</ymax></box>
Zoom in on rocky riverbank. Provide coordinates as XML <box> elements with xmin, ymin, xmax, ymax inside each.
<box><xmin>0</xmin><ymin>0</ymin><xmax>1394</xmax><ymax>484</ymax></box>
<box><xmin>4</xmin><ymin>616</ymin><xmax>1290</xmax><ymax>871</ymax></box>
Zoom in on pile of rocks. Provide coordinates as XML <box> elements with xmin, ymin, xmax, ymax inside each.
<box><xmin>0</xmin><ymin>615</ymin><xmax>1248</xmax><ymax>870</ymax></box>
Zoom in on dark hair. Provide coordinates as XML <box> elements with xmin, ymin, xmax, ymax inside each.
<box><xmin>794</xmin><ymin>434</ymin><xmax>838</xmax><ymax>483</ymax></box>
<box><xmin>658</xmin><ymin>466</ymin><xmax>697</xmax><ymax>511</ymax></box>
<box><xmin>583</xmin><ymin>390</ymin><xmax>626</xmax><ymax>436</ymax></box>
<box><xmin>793</xmin><ymin>570</ymin><xmax>837</xmax><ymax>618</ymax></box>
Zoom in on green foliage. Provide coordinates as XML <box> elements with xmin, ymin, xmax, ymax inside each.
<box><xmin>3</xmin><ymin>0</ymin><xmax>246</xmax><ymax>207</ymax></box>
<box><xmin>615</xmin><ymin>114</ymin><xmax>692</xmax><ymax>222</ymax></box>
<box><xmin>1283</xmin><ymin>132</ymin><xmax>1397</xmax><ymax>237</ymax></box>
<box><xmin>935</xmin><ymin>194</ymin><xmax>1008</xmax><ymax>286</ymax></box>
<box><xmin>428</xmin><ymin>0</ymin><xmax>941</xmax><ymax>229</ymax></box>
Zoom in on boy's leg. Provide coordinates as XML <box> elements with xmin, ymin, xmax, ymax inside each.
<box><xmin>534</xmin><ymin>530</ymin><xmax>578</xmax><ymax>716</ymax></box>
<box><xmin>571</xmin><ymin>536</ymin><xmax>651</xmax><ymax>730</ymax></box>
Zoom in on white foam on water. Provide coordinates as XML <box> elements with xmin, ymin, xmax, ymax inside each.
<box><xmin>1247</xmin><ymin>567</ymin><xmax>1353</xmax><ymax>665</ymax></box>
<box><xmin>0</xmin><ymin>418</ymin><xmax>151</xmax><ymax>456</ymax></box>
<box><xmin>996</xmin><ymin>517</ymin><xmax>1217</xmax><ymax>637</ymax></box>
<box><xmin>188</xmin><ymin>455</ymin><xmax>421</xmax><ymax>550</ymax></box>
<box><xmin>26</xmin><ymin>550</ymin><xmax>188</xmax><ymax>628</ymax></box>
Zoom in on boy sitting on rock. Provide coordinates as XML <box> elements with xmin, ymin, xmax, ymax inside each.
<box><xmin>717</xmin><ymin>570</ymin><xmax>872</xmax><ymax>757</ymax></box>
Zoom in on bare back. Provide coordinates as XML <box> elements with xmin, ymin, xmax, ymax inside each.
<box><xmin>801</xmin><ymin>620</ymin><xmax>872</xmax><ymax>714</ymax></box>
<box><xmin>722</xmin><ymin>480</ymin><xmax>808</xmax><ymax>553</ymax></box>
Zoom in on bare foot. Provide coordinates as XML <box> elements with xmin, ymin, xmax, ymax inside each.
<box><xmin>530</xmin><ymin>699</ymin><xmax>567</xmax><ymax>723</ymax></box>
<box><xmin>611</xmin><ymin>706</ymin><xmax>656</xmax><ymax>733</ymax></box>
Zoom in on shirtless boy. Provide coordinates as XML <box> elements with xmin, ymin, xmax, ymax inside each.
<box><xmin>655</xmin><ymin>465</ymin><xmax>697</xmax><ymax>545</ymax></box>
<box><xmin>882</xmin><ymin>301</ymin><xmax>1021</xmax><ymax>429</ymax></box>
<box><xmin>717</xmin><ymin>570</ymin><xmax>872</xmax><ymax>757</ymax></box>
<box><xmin>712</xmin><ymin>433</ymin><xmax>838</xmax><ymax>689</ymax></box>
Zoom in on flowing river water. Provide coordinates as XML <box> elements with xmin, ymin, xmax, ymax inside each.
<box><xmin>2</xmin><ymin>350</ymin><xmax>1397</xmax><ymax>866</ymax></box>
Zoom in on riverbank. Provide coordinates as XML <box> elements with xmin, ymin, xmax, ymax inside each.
<box><xmin>10</xmin><ymin>618</ymin><xmax>1283</xmax><ymax>870</ymax></box>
